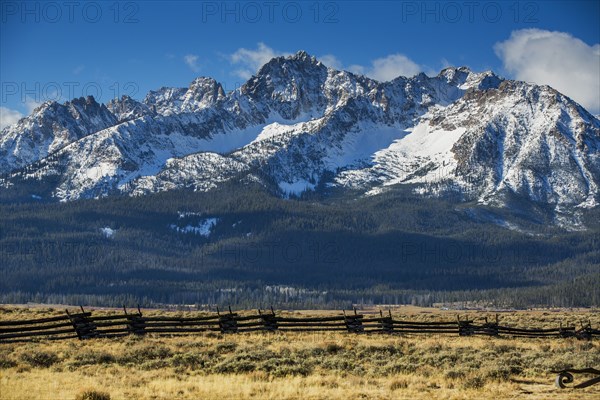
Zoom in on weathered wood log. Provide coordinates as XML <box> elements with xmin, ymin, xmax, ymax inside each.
<box><xmin>391</xmin><ymin>323</ymin><xmax>457</xmax><ymax>330</ymax></box>
<box><xmin>277</xmin><ymin>315</ymin><xmax>344</xmax><ymax>322</ymax></box>
<box><xmin>497</xmin><ymin>326</ymin><xmax>571</xmax><ymax>333</ymax></box>
<box><xmin>142</xmin><ymin>327</ymin><xmax>222</xmax><ymax>333</ymax></box>
<box><xmin>86</xmin><ymin>315</ymin><xmax>131</xmax><ymax>322</ymax></box>
<box><xmin>392</xmin><ymin>319</ymin><xmax>465</xmax><ymax>326</ymax></box>
<box><xmin>218</xmin><ymin>314</ymin><xmax>238</xmax><ymax>334</ymax></box>
<box><xmin>394</xmin><ymin>328</ymin><xmax>460</xmax><ymax>333</ymax></box>
<box><xmin>344</xmin><ymin>311</ymin><xmax>364</xmax><ymax>333</ymax></box>
<box><xmin>232</xmin><ymin>315</ymin><xmax>264</xmax><ymax>322</ymax></box>
<box><xmin>378</xmin><ymin>316</ymin><xmax>394</xmax><ymax>333</ymax></box>
<box><xmin>476</xmin><ymin>323</ymin><xmax>499</xmax><ymax>336</ymax></box>
<box><xmin>0</xmin><ymin>313</ymin><xmax>89</xmax><ymax>326</ymax></box>
<box><xmin>0</xmin><ymin>321</ymin><xmax>74</xmax><ymax>334</ymax></box>
<box><xmin>278</xmin><ymin>327</ymin><xmax>349</xmax><ymax>332</ymax></box>
<box><xmin>260</xmin><ymin>312</ymin><xmax>278</xmax><ymax>332</ymax></box>
<box><xmin>276</xmin><ymin>322</ymin><xmax>347</xmax><ymax>327</ymax></box>
<box><xmin>458</xmin><ymin>319</ymin><xmax>474</xmax><ymax>336</ymax></box>
<box><xmin>142</xmin><ymin>315</ymin><xmax>220</xmax><ymax>322</ymax></box>
<box><xmin>0</xmin><ymin>328</ymin><xmax>78</xmax><ymax>340</ymax></box>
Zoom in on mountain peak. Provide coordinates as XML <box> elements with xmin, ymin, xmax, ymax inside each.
<box><xmin>107</xmin><ymin>95</ymin><xmax>153</xmax><ymax>122</ymax></box>
<box><xmin>441</xmin><ymin>66</ymin><xmax>472</xmax><ymax>73</ymax></box>
<box><xmin>189</xmin><ymin>76</ymin><xmax>220</xmax><ymax>86</ymax></box>
<box><xmin>291</xmin><ymin>50</ymin><xmax>314</xmax><ymax>61</ymax></box>
<box><xmin>64</xmin><ymin>96</ymin><xmax>110</xmax><ymax>117</ymax></box>
<box><xmin>27</xmin><ymin>100</ymin><xmax>58</xmax><ymax>115</ymax></box>
<box><xmin>240</xmin><ymin>51</ymin><xmax>329</xmax><ymax>119</ymax></box>
<box><xmin>2</xmin><ymin>54</ymin><xmax>598</xmax><ymax>222</ymax></box>
<box><xmin>436</xmin><ymin>66</ymin><xmax>502</xmax><ymax>91</ymax></box>
<box><xmin>67</xmin><ymin>95</ymin><xmax>99</xmax><ymax>106</ymax></box>
<box><xmin>256</xmin><ymin>51</ymin><xmax>321</xmax><ymax>77</ymax></box>
<box><xmin>188</xmin><ymin>76</ymin><xmax>224</xmax><ymax>94</ymax></box>
<box><xmin>184</xmin><ymin>76</ymin><xmax>226</xmax><ymax>109</ymax></box>
<box><xmin>142</xmin><ymin>78</ymin><xmax>225</xmax><ymax>116</ymax></box>
<box><xmin>438</xmin><ymin>66</ymin><xmax>471</xmax><ymax>83</ymax></box>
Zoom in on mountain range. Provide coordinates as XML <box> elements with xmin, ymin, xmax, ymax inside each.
<box><xmin>2</xmin><ymin>51</ymin><xmax>599</xmax><ymax>229</ymax></box>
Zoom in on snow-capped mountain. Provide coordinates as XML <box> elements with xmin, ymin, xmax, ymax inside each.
<box><xmin>1</xmin><ymin>51</ymin><xmax>599</xmax><ymax>222</ymax></box>
<box><xmin>0</xmin><ymin>96</ymin><xmax>117</xmax><ymax>173</ymax></box>
<box><xmin>338</xmin><ymin>80</ymin><xmax>600</xmax><ymax>208</ymax></box>
<box><xmin>142</xmin><ymin>77</ymin><xmax>226</xmax><ymax>116</ymax></box>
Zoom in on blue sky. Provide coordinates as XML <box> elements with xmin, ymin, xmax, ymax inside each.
<box><xmin>1</xmin><ymin>0</ymin><xmax>599</xmax><ymax>127</ymax></box>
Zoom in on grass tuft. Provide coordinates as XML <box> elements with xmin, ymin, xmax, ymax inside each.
<box><xmin>75</xmin><ymin>390</ymin><xmax>111</xmax><ymax>400</ymax></box>
<box><xmin>20</xmin><ymin>350</ymin><xmax>59</xmax><ymax>368</ymax></box>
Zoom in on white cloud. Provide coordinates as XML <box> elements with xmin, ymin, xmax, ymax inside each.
<box><xmin>346</xmin><ymin>54</ymin><xmax>423</xmax><ymax>81</ymax></box>
<box><xmin>0</xmin><ymin>97</ymin><xmax>45</xmax><ymax>130</ymax></box>
<box><xmin>184</xmin><ymin>54</ymin><xmax>200</xmax><ymax>73</ymax></box>
<box><xmin>25</xmin><ymin>97</ymin><xmax>44</xmax><ymax>113</ymax></box>
<box><xmin>495</xmin><ymin>29</ymin><xmax>600</xmax><ymax>113</ymax></box>
<box><xmin>229</xmin><ymin>43</ymin><xmax>288</xmax><ymax>79</ymax></box>
<box><xmin>232</xmin><ymin>68</ymin><xmax>255</xmax><ymax>81</ymax></box>
<box><xmin>440</xmin><ymin>58</ymin><xmax>452</xmax><ymax>69</ymax></box>
<box><xmin>347</xmin><ymin>65</ymin><xmax>365</xmax><ymax>75</ymax></box>
<box><xmin>318</xmin><ymin>54</ymin><xmax>343</xmax><ymax>69</ymax></box>
<box><xmin>0</xmin><ymin>107</ymin><xmax>24</xmax><ymax>130</ymax></box>
<box><xmin>367</xmin><ymin>54</ymin><xmax>422</xmax><ymax>81</ymax></box>
<box><xmin>227</xmin><ymin>44</ymin><xmax>424</xmax><ymax>82</ymax></box>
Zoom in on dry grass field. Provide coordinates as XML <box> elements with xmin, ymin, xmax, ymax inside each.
<box><xmin>0</xmin><ymin>306</ymin><xmax>599</xmax><ymax>400</ymax></box>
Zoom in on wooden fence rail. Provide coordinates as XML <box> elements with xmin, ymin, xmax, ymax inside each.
<box><xmin>0</xmin><ymin>308</ymin><xmax>597</xmax><ymax>343</ymax></box>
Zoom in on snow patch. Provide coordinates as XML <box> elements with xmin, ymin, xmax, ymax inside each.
<box><xmin>178</xmin><ymin>211</ymin><xmax>203</xmax><ymax>219</ymax></box>
<box><xmin>279</xmin><ymin>179</ymin><xmax>315</xmax><ymax>195</ymax></box>
<box><xmin>100</xmin><ymin>227</ymin><xmax>116</xmax><ymax>238</ymax></box>
<box><xmin>384</xmin><ymin>122</ymin><xmax>466</xmax><ymax>159</ymax></box>
<box><xmin>324</xmin><ymin>123</ymin><xmax>407</xmax><ymax>169</ymax></box>
<box><xmin>170</xmin><ymin>218</ymin><xmax>218</xmax><ymax>237</ymax></box>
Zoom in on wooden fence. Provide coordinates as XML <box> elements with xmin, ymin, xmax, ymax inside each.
<box><xmin>0</xmin><ymin>308</ymin><xmax>598</xmax><ymax>343</ymax></box>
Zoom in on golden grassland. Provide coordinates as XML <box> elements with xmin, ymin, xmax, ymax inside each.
<box><xmin>0</xmin><ymin>306</ymin><xmax>599</xmax><ymax>400</ymax></box>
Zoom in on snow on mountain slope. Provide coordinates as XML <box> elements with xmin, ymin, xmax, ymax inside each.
<box><xmin>14</xmin><ymin>113</ymin><xmax>275</xmax><ymax>201</ymax></box>
<box><xmin>334</xmin><ymin>122</ymin><xmax>467</xmax><ymax>190</ymax></box>
<box><xmin>170</xmin><ymin>217</ymin><xmax>219</xmax><ymax>237</ymax></box>
<box><xmin>127</xmin><ymin>119</ymin><xmax>327</xmax><ymax>196</ymax></box>
<box><xmin>1</xmin><ymin>51</ymin><xmax>598</xmax><ymax>221</ymax></box>
<box><xmin>0</xmin><ymin>96</ymin><xmax>117</xmax><ymax>174</ymax></box>
<box><xmin>3</xmin><ymin>52</ymin><xmax>482</xmax><ymax>198</ymax></box>
<box><xmin>448</xmin><ymin>81</ymin><xmax>600</xmax><ymax>208</ymax></box>
<box><xmin>130</xmin><ymin>152</ymin><xmax>247</xmax><ymax>196</ymax></box>
<box><xmin>143</xmin><ymin>77</ymin><xmax>226</xmax><ymax>116</ymax></box>
<box><xmin>336</xmin><ymin>80</ymin><xmax>600</xmax><ymax>210</ymax></box>
<box><xmin>107</xmin><ymin>95</ymin><xmax>154</xmax><ymax>122</ymax></box>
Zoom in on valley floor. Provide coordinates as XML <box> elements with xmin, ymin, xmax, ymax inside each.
<box><xmin>0</xmin><ymin>307</ymin><xmax>599</xmax><ymax>400</ymax></box>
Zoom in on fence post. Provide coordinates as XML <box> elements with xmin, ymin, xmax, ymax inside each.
<box><xmin>218</xmin><ymin>306</ymin><xmax>238</xmax><ymax>334</ymax></box>
<box><xmin>575</xmin><ymin>323</ymin><xmax>593</xmax><ymax>340</ymax></box>
<box><xmin>482</xmin><ymin>316</ymin><xmax>499</xmax><ymax>337</ymax></box>
<box><xmin>379</xmin><ymin>310</ymin><xmax>394</xmax><ymax>334</ymax></box>
<box><xmin>344</xmin><ymin>309</ymin><xmax>364</xmax><ymax>333</ymax></box>
<box><xmin>458</xmin><ymin>316</ymin><xmax>473</xmax><ymax>337</ymax></box>
<box><xmin>260</xmin><ymin>308</ymin><xmax>278</xmax><ymax>332</ymax></box>
<box><xmin>67</xmin><ymin>307</ymin><xmax>97</xmax><ymax>340</ymax></box>
<box><xmin>559</xmin><ymin>323</ymin><xmax>575</xmax><ymax>338</ymax></box>
<box><xmin>66</xmin><ymin>309</ymin><xmax>80</xmax><ymax>340</ymax></box>
<box><xmin>125</xmin><ymin>305</ymin><xmax>146</xmax><ymax>336</ymax></box>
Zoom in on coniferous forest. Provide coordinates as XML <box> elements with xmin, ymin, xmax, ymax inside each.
<box><xmin>1</xmin><ymin>180</ymin><xmax>599</xmax><ymax>309</ymax></box>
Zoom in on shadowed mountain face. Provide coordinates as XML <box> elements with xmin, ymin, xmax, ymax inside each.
<box><xmin>1</xmin><ymin>51</ymin><xmax>599</xmax><ymax>228</ymax></box>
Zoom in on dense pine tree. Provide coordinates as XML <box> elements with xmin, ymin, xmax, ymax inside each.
<box><xmin>0</xmin><ymin>182</ymin><xmax>598</xmax><ymax>308</ymax></box>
